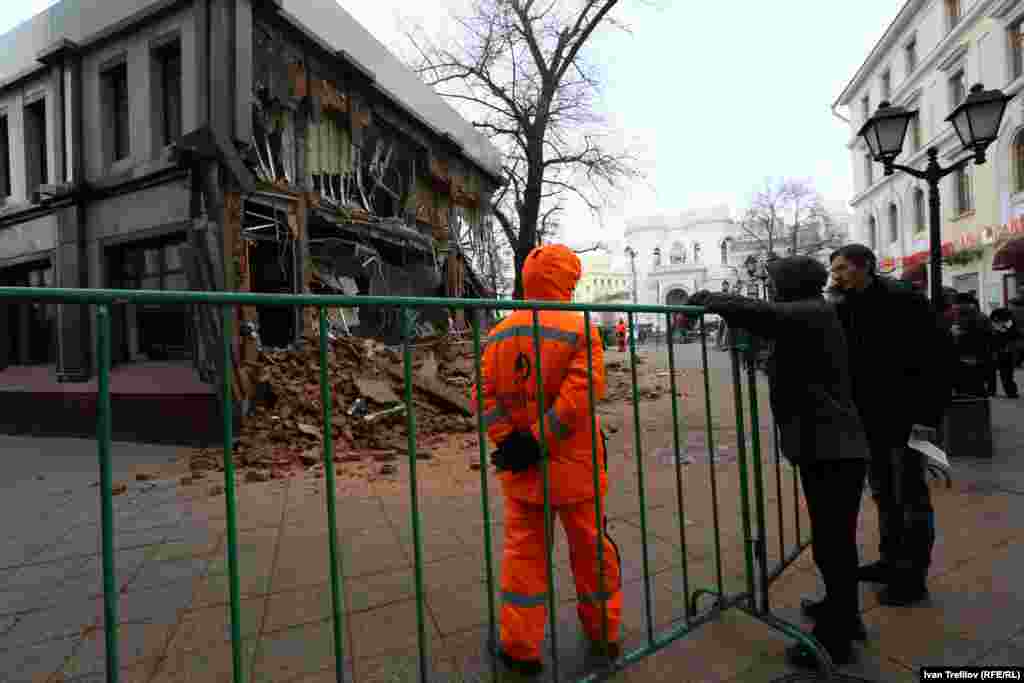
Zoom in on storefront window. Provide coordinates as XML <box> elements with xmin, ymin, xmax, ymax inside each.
<box><xmin>0</xmin><ymin>261</ymin><xmax>56</xmax><ymax>366</ymax></box>
<box><xmin>108</xmin><ymin>234</ymin><xmax>192</xmax><ymax>361</ymax></box>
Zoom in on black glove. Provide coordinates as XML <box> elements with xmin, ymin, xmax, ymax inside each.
<box><xmin>490</xmin><ymin>431</ymin><xmax>542</xmax><ymax>472</ymax></box>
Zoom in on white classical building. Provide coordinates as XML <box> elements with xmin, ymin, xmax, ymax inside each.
<box><xmin>622</xmin><ymin>206</ymin><xmax>753</xmax><ymax>327</ymax></box>
<box><xmin>834</xmin><ymin>0</ymin><xmax>1024</xmax><ymax>311</ymax></box>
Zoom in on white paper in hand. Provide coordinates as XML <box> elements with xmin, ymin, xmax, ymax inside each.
<box><xmin>907</xmin><ymin>439</ymin><xmax>951</xmax><ymax>472</ymax></box>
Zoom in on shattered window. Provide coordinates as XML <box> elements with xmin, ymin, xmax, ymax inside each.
<box><xmin>306</xmin><ymin>113</ymin><xmax>352</xmax><ymax>197</ymax></box>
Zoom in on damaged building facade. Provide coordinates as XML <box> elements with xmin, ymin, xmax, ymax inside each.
<box><xmin>0</xmin><ymin>0</ymin><xmax>503</xmax><ymax>443</ymax></box>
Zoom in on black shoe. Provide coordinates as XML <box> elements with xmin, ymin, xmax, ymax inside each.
<box><xmin>800</xmin><ymin>599</ymin><xmax>868</xmax><ymax>641</ymax></box>
<box><xmin>497</xmin><ymin>651</ymin><xmax>543</xmax><ymax>677</ymax></box>
<box><xmin>879</xmin><ymin>583</ymin><xmax>929</xmax><ymax>607</ymax></box>
<box><xmin>488</xmin><ymin>640</ymin><xmax>543</xmax><ymax>677</ymax></box>
<box><xmin>856</xmin><ymin>560</ymin><xmax>891</xmax><ymax>583</ymax></box>
<box><xmin>785</xmin><ymin>637</ymin><xmax>854</xmax><ymax>670</ymax></box>
<box><xmin>588</xmin><ymin>639</ymin><xmax>622</xmax><ymax>660</ymax></box>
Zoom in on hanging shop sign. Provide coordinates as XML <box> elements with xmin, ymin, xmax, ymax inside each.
<box><xmin>895</xmin><ymin>218</ymin><xmax>1024</xmax><ymax>270</ymax></box>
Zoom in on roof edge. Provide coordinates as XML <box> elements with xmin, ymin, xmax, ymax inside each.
<box><xmin>833</xmin><ymin>0</ymin><xmax>923</xmax><ymax>109</ymax></box>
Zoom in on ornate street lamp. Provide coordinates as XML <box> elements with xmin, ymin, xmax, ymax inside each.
<box><xmin>624</xmin><ymin>246</ymin><xmax>638</xmax><ymax>304</ymax></box>
<box><xmin>858</xmin><ymin>83</ymin><xmax>1011</xmax><ymax>312</ymax></box>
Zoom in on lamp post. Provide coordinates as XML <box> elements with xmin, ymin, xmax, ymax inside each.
<box><xmin>624</xmin><ymin>246</ymin><xmax>638</xmax><ymax>304</ymax></box>
<box><xmin>858</xmin><ymin>83</ymin><xmax>1011</xmax><ymax>312</ymax></box>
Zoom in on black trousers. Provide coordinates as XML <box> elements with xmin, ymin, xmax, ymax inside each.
<box><xmin>988</xmin><ymin>353</ymin><xmax>1020</xmax><ymax>398</ymax></box>
<box><xmin>799</xmin><ymin>459</ymin><xmax>867</xmax><ymax>635</ymax></box>
<box><xmin>867</xmin><ymin>429</ymin><xmax>935</xmax><ymax>585</ymax></box>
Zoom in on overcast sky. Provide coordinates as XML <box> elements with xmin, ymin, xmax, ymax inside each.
<box><xmin>2</xmin><ymin>0</ymin><xmax>905</xmax><ymax>245</ymax></box>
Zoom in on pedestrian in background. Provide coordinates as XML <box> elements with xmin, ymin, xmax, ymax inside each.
<box><xmin>615</xmin><ymin>318</ymin><xmax>627</xmax><ymax>352</ymax></box>
<box><xmin>951</xmin><ymin>293</ymin><xmax>994</xmax><ymax>398</ymax></box>
<box><xmin>989</xmin><ymin>307</ymin><xmax>1021</xmax><ymax>398</ymax></box>
<box><xmin>691</xmin><ymin>256</ymin><xmax>870</xmax><ymax>668</ymax></box>
<box><xmin>828</xmin><ymin>244</ymin><xmax>952</xmax><ymax>607</ymax></box>
<box><xmin>475</xmin><ymin>244</ymin><xmax>622</xmax><ymax>676</ymax></box>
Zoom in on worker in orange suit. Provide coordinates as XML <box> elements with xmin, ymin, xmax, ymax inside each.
<box><xmin>474</xmin><ymin>244</ymin><xmax>623</xmax><ymax>677</ymax></box>
<box><xmin>615</xmin><ymin>318</ymin><xmax>627</xmax><ymax>352</ymax></box>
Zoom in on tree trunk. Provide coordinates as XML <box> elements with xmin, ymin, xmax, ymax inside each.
<box><xmin>512</xmin><ymin>156</ymin><xmax>545</xmax><ymax>300</ymax></box>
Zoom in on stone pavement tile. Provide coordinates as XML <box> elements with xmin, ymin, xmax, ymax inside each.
<box><xmin>860</xmin><ymin>579</ymin><xmax>1000</xmax><ymax>672</ymax></box>
<box><xmin>315</xmin><ymin>531</ymin><xmax>411</xmax><ymax>578</ymax></box>
<box><xmin>347</xmin><ymin>599</ymin><xmax>442</xmax><ymax>660</ymax></box>
<box><xmin>190</xmin><ymin>572</ymin><xmax>237</xmax><ymax>609</ymax></box>
<box><xmin>62</xmin><ymin>656</ymin><xmax>163</xmax><ymax>683</ymax></box>
<box><xmin>282</xmin><ymin>661</ymin><xmax>356</xmax><ymax>683</ymax></box>
<box><xmin>420</xmin><ymin>553</ymin><xmax>489</xmax><ymax>592</ymax></box>
<box><xmin>3</xmin><ymin>593</ymin><xmax>99</xmax><ymax>648</ymax></box>
<box><xmin>603</xmin><ymin>523</ymin><xmax>679</xmax><ymax>583</ymax></box>
<box><xmin>165</xmin><ymin>596</ymin><xmax>265</xmax><ymax>652</ymax></box>
<box><xmin>427</xmin><ymin>580</ymin><xmax>500</xmax><ymax>637</ymax></box>
<box><xmin>346</xmin><ymin>567</ymin><xmax>418</xmax><ymax>613</ymax></box>
<box><xmin>393</xmin><ymin>527</ymin><xmax>473</xmax><ymax>565</ymax></box>
<box><xmin>145</xmin><ymin>533</ymin><xmax>224</xmax><ymax>562</ymax></box>
<box><xmin>0</xmin><ymin>634</ymin><xmax>80</xmax><ymax>683</ymax></box>
<box><xmin>251</xmin><ymin>620</ymin><xmax>351</xmax><ymax>683</ymax></box>
<box><xmin>152</xmin><ymin>637</ymin><xmax>258</xmax><ymax>683</ymax></box>
<box><xmin>727</xmin><ymin>645</ymin><xmax>917</xmax><ymax>683</ymax></box>
<box><xmin>112</xmin><ymin>577</ymin><xmax>196</xmax><ymax>627</ymax></box>
<box><xmin>613</xmin><ymin>611</ymin><xmax>790</xmax><ymax>683</ymax></box>
<box><xmin>58</xmin><ymin>622</ymin><xmax>173</xmax><ymax>679</ymax></box>
<box><xmin>129</xmin><ymin>557</ymin><xmax>210</xmax><ymax>592</ymax></box>
<box><xmin>271</xmin><ymin>547</ymin><xmax>331</xmax><ymax>593</ymax></box>
<box><xmin>355</xmin><ymin>649</ymin><xmax>450</xmax><ymax>683</ymax></box>
<box><xmin>206</xmin><ymin>545</ymin><xmax>276</xmax><ymax>597</ymax></box>
<box><xmin>264</xmin><ymin>583</ymin><xmax>347</xmax><ymax>633</ymax></box>
<box><xmin>972</xmin><ymin>633</ymin><xmax>1024</xmax><ymax>666</ymax></box>
<box><xmin>30</xmin><ymin>526</ymin><xmax>169</xmax><ymax>565</ymax></box>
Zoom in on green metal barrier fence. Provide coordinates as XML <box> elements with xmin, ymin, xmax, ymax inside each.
<box><xmin>0</xmin><ymin>287</ymin><xmax>831</xmax><ymax>682</ymax></box>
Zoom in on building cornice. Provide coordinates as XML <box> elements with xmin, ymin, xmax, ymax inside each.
<box><xmin>836</xmin><ymin>0</ymin><xmax>995</xmax><ymax>108</ymax></box>
<box><xmin>936</xmin><ymin>41</ymin><xmax>970</xmax><ymax>72</ymax></box>
<box><xmin>990</xmin><ymin>0</ymin><xmax>1021</xmax><ymax>20</ymax></box>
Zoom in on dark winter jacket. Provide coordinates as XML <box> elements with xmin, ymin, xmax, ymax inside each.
<box><xmin>991</xmin><ymin>308</ymin><xmax>1023</xmax><ymax>359</ymax></box>
<box><xmin>694</xmin><ymin>258</ymin><xmax>869</xmax><ymax>466</ymax></box>
<box><xmin>831</xmin><ymin>276</ymin><xmax>953</xmax><ymax>440</ymax></box>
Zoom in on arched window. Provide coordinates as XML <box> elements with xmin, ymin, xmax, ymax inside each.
<box><xmin>913</xmin><ymin>189</ymin><xmax>926</xmax><ymax>234</ymax></box>
<box><xmin>888</xmin><ymin>203</ymin><xmax>899</xmax><ymax>243</ymax></box>
<box><xmin>670</xmin><ymin>242</ymin><xmax>685</xmax><ymax>264</ymax></box>
<box><xmin>693</xmin><ymin>242</ymin><xmax>702</xmax><ymax>263</ymax></box>
<box><xmin>652</xmin><ymin>248</ymin><xmax>661</xmax><ymax>267</ymax></box>
<box><xmin>720</xmin><ymin>239</ymin><xmax>730</xmax><ymax>265</ymax></box>
<box><xmin>868</xmin><ymin>216</ymin><xmax>878</xmax><ymax>250</ymax></box>
<box><xmin>1013</xmin><ymin>129</ymin><xmax>1024</xmax><ymax>193</ymax></box>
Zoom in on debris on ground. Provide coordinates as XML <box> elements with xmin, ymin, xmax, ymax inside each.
<box><xmin>182</xmin><ymin>333</ymin><xmax>482</xmax><ymax>481</ymax></box>
<box><xmin>112</xmin><ymin>483</ymin><xmax>128</xmax><ymax>496</ymax></box>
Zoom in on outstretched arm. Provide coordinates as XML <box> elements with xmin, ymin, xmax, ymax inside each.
<box><xmin>689</xmin><ymin>292</ymin><xmax>803</xmax><ymax>340</ymax></box>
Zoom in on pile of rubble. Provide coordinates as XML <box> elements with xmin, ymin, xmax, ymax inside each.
<box><xmin>187</xmin><ymin>331</ymin><xmax>481</xmax><ymax>481</ymax></box>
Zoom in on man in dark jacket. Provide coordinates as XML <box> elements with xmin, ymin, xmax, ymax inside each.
<box><xmin>829</xmin><ymin>244</ymin><xmax>952</xmax><ymax>607</ymax></box>
<box><xmin>989</xmin><ymin>307</ymin><xmax>1021</xmax><ymax>398</ymax></box>
<box><xmin>691</xmin><ymin>256</ymin><xmax>870</xmax><ymax>669</ymax></box>
<box><xmin>951</xmin><ymin>293</ymin><xmax>994</xmax><ymax>397</ymax></box>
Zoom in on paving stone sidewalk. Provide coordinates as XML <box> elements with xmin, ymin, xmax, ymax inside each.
<box><xmin>3</xmin><ymin>366</ymin><xmax>1023</xmax><ymax>682</ymax></box>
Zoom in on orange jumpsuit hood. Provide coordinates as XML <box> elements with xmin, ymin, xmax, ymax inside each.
<box><xmin>522</xmin><ymin>245</ymin><xmax>581</xmax><ymax>302</ymax></box>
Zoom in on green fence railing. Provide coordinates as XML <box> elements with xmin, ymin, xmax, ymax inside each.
<box><xmin>0</xmin><ymin>287</ymin><xmax>826</xmax><ymax>683</ymax></box>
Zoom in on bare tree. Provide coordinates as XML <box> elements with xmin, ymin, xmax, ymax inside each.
<box><xmin>738</xmin><ymin>178</ymin><xmax>789</xmax><ymax>256</ymax></box>
<box><xmin>408</xmin><ymin>0</ymin><xmax>639</xmax><ymax>297</ymax></box>
<box><xmin>738</xmin><ymin>177</ymin><xmax>835</xmax><ymax>257</ymax></box>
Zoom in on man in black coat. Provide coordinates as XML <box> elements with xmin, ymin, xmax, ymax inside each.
<box><xmin>828</xmin><ymin>244</ymin><xmax>952</xmax><ymax>607</ymax></box>
<box><xmin>691</xmin><ymin>256</ymin><xmax>870</xmax><ymax>669</ymax></box>
<box><xmin>989</xmin><ymin>307</ymin><xmax>1022</xmax><ymax>398</ymax></box>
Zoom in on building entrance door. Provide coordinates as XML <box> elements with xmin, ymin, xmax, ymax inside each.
<box><xmin>0</xmin><ymin>261</ymin><xmax>55</xmax><ymax>368</ymax></box>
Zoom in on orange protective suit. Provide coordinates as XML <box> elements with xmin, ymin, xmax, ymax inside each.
<box><xmin>474</xmin><ymin>244</ymin><xmax>622</xmax><ymax>666</ymax></box>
